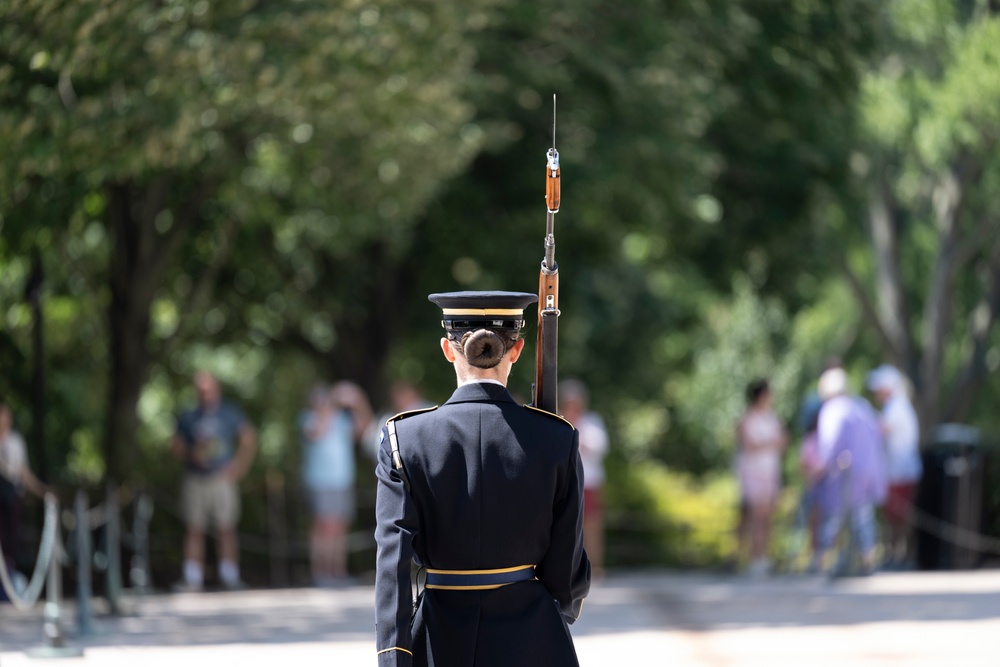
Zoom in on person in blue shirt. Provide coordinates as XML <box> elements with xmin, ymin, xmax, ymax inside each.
<box><xmin>300</xmin><ymin>380</ymin><xmax>372</xmax><ymax>586</ymax></box>
<box><xmin>171</xmin><ymin>371</ymin><xmax>256</xmax><ymax>591</ymax></box>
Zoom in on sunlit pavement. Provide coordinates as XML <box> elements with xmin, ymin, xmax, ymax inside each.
<box><xmin>2</xmin><ymin>569</ymin><xmax>999</xmax><ymax>666</ymax></box>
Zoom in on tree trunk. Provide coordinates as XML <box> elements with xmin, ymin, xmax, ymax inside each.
<box><xmin>868</xmin><ymin>179</ymin><xmax>913</xmax><ymax>372</ymax></box>
<box><xmin>26</xmin><ymin>254</ymin><xmax>48</xmax><ymax>482</ymax></box>
<box><xmin>943</xmin><ymin>249</ymin><xmax>1000</xmax><ymax>422</ymax></box>
<box><xmin>105</xmin><ymin>182</ymin><xmax>154</xmax><ymax>483</ymax></box>
<box><xmin>103</xmin><ymin>177</ymin><xmax>206</xmax><ymax>483</ymax></box>
<box><xmin>327</xmin><ymin>242</ymin><xmax>417</xmax><ymax>407</ymax></box>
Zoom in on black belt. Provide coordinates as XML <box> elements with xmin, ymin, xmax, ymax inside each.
<box><xmin>424</xmin><ymin>564</ymin><xmax>536</xmax><ymax>590</ymax></box>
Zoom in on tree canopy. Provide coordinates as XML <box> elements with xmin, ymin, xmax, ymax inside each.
<box><xmin>1</xmin><ymin>0</ymin><xmax>998</xmax><ymax>572</ymax></box>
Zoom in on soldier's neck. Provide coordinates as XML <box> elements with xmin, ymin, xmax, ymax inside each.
<box><xmin>455</xmin><ymin>365</ymin><xmax>509</xmax><ymax>387</ymax></box>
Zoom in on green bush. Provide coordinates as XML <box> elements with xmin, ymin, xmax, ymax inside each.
<box><xmin>605</xmin><ymin>459</ymin><xmax>738</xmax><ymax>569</ymax></box>
<box><xmin>605</xmin><ymin>456</ymin><xmax>807</xmax><ymax>571</ymax></box>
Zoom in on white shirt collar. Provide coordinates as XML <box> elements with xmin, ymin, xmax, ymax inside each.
<box><xmin>459</xmin><ymin>378</ymin><xmax>506</xmax><ymax>388</ymax></box>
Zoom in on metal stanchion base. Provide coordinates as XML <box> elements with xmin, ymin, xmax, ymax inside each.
<box><xmin>24</xmin><ymin>646</ymin><xmax>85</xmax><ymax>659</ymax></box>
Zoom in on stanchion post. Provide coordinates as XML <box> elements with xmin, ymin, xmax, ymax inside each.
<box><xmin>43</xmin><ymin>498</ymin><xmax>67</xmax><ymax>649</ymax></box>
<box><xmin>74</xmin><ymin>490</ymin><xmax>94</xmax><ymax>636</ymax></box>
<box><xmin>26</xmin><ymin>495</ymin><xmax>84</xmax><ymax>658</ymax></box>
<box><xmin>105</xmin><ymin>484</ymin><xmax>122</xmax><ymax>615</ymax></box>
<box><xmin>130</xmin><ymin>492</ymin><xmax>153</xmax><ymax>594</ymax></box>
<box><xmin>266</xmin><ymin>470</ymin><xmax>289</xmax><ymax>587</ymax></box>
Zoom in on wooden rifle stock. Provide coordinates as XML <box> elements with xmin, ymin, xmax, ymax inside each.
<box><xmin>533</xmin><ymin>96</ymin><xmax>561</xmax><ymax>414</ymax></box>
<box><xmin>534</xmin><ymin>266</ymin><xmax>559</xmax><ymax>413</ymax></box>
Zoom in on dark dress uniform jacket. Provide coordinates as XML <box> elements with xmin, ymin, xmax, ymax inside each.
<box><xmin>375</xmin><ymin>381</ymin><xmax>590</xmax><ymax>667</ymax></box>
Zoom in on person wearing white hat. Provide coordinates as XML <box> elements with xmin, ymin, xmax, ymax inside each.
<box><xmin>866</xmin><ymin>364</ymin><xmax>921</xmax><ymax>569</ymax></box>
<box><xmin>814</xmin><ymin>368</ymin><xmax>888</xmax><ymax>574</ymax></box>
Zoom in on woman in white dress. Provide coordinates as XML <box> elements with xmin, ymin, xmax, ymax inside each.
<box><xmin>737</xmin><ymin>380</ymin><xmax>787</xmax><ymax>576</ymax></box>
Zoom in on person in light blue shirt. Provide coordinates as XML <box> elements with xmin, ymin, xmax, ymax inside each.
<box><xmin>867</xmin><ymin>364</ymin><xmax>922</xmax><ymax>568</ymax></box>
<box><xmin>300</xmin><ymin>381</ymin><xmax>372</xmax><ymax>586</ymax></box>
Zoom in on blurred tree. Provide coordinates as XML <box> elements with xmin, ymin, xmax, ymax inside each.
<box><xmin>396</xmin><ymin>0</ymin><xmax>879</xmax><ymax>468</ymax></box>
<box><xmin>703</xmin><ymin>0</ymin><xmax>879</xmax><ymax>305</ymax></box>
<box><xmin>835</xmin><ymin>1</ymin><xmax>1000</xmax><ymax>434</ymax></box>
<box><xmin>0</xmin><ymin>0</ymin><xmax>909</xmax><ymax>575</ymax></box>
<box><xmin>0</xmin><ymin>0</ymin><xmax>491</xmax><ymax>481</ymax></box>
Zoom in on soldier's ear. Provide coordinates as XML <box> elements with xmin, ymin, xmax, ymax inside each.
<box><xmin>508</xmin><ymin>338</ymin><xmax>525</xmax><ymax>363</ymax></box>
<box><xmin>440</xmin><ymin>337</ymin><xmax>457</xmax><ymax>363</ymax></box>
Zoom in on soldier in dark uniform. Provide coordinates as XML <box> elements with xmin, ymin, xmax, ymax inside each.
<box><xmin>374</xmin><ymin>291</ymin><xmax>591</xmax><ymax>666</ymax></box>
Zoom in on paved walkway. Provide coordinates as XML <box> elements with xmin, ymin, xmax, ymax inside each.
<box><xmin>2</xmin><ymin>569</ymin><xmax>999</xmax><ymax>665</ymax></box>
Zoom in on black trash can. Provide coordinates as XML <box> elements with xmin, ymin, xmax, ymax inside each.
<box><xmin>915</xmin><ymin>424</ymin><xmax>987</xmax><ymax>570</ymax></box>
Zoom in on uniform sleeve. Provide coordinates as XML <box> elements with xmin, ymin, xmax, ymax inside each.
<box><xmin>536</xmin><ymin>428</ymin><xmax>591</xmax><ymax>624</ymax></box>
<box><xmin>374</xmin><ymin>425</ymin><xmax>418</xmax><ymax>667</ymax></box>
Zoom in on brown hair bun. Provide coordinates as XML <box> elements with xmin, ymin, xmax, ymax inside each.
<box><xmin>462</xmin><ymin>329</ymin><xmax>507</xmax><ymax>369</ymax></box>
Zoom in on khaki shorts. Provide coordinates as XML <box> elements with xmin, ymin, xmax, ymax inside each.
<box><xmin>182</xmin><ymin>474</ymin><xmax>240</xmax><ymax>530</ymax></box>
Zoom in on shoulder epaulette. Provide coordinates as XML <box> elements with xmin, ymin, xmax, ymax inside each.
<box><xmin>384</xmin><ymin>406</ymin><xmax>437</xmax><ymax>493</ymax></box>
<box><xmin>385</xmin><ymin>405</ymin><xmax>439</xmax><ymax>426</ymax></box>
<box><xmin>523</xmin><ymin>404</ymin><xmax>575</xmax><ymax>429</ymax></box>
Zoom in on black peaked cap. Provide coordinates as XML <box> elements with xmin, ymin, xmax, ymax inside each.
<box><xmin>428</xmin><ymin>291</ymin><xmax>538</xmax><ymax>331</ymax></box>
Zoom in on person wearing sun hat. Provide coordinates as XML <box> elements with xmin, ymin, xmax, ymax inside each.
<box><xmin>866</xmin><ymin>364</ymin><xmax>921</xmax><ymax>569</ymax></box>
<box><xmin>814</xmin><ymin>367</ymin><xmax>887</xmax><ymax>575</ymax></box>
<box><xmin>373</xmin><ymin>290</ymin><xmax>591</xmax><ymax>667</ymax></box>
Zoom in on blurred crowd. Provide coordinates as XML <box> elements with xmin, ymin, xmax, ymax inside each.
<box><xmin>734</xmin><ymin>359</ymin><xmax>923</xmax><ymax>577</ymax></box>
<box><xmin>3</xmin><ymin>356</ymin><xmax>928</xmax><ymax>594</ymax></box>
<box><xmin>170</xmin><ymin>370</ymin><xmax>381</xmax><ymax>590</ymax></box>
<box><xmin>169</xmin><ymin>372</ymin><xmax>609</xmax><ymax>591</ymax></box>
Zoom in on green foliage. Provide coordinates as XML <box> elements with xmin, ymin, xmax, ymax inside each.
<box><xmin>0</xmin><ymin>0</ymin><xmax>884</xmax><ymax>478</ymax></box>
<box><xmin>840</xmin><ymin>4</ymin><xmax>1000</xmax><ymax>433</ymax></box>
<box><xmin>606</xmin><ymin>458</ymin><xmax>739</xmax><ymax>568</ymax></box>
<box><xmin>663</xmin><ymin>272</ymin><xmax>868</xmax><ymax>473</ymax></box>
<box><xmin>672</xmin><ymin>276</ymin><xmax>803</xmax><ymax>471</ymax></box>
<box><xmin>0</xmin><ymin>0</ymin><xmax>486</xmax><ymax>201</ymax></box>
<box><xmin>0</xmin><ymin>0</ymin><xmax>498</xmax><ymax>482</ymax></box>
<box><xmin>5</xmin><ymin>0</ymin><xmax>999</xmax><ymax>577</ymax></box>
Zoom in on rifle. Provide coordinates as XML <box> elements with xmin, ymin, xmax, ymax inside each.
<box><xmin>533</xmin><ymin>95</ymin><xmax>561</xmax><ymax>414</ymax></box>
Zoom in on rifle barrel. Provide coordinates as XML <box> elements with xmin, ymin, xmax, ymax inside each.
<box><xmin>534</xmin><ymin>97</ymin><xmax>562</xmax><ymax>413</ymax></box>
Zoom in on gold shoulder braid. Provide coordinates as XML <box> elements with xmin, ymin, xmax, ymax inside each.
<box><xmin>385</xmin><ymin>406</ymin><xmax>438</xmax><ymax>492</ymax></box>
<box><xmin>523</xmin><ymin>404</ymin><xmax>574</xmax><ymax>429</ymax></box>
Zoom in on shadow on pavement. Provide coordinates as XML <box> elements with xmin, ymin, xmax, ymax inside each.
<box><xmin>577</xmin><ymin>570</ymin><xmax>1000</xmax><ymax>635</ymax></box>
